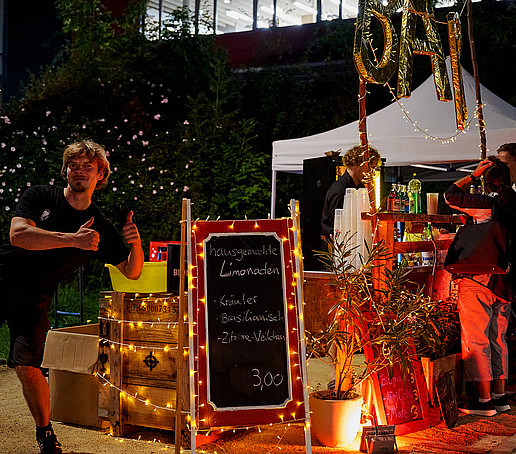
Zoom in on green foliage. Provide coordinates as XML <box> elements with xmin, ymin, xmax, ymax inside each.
<box><xmin>0</xmin><ymin>325</ymin><xmax>9</xmax><ymax>362</ymax></box>
<box><xmin>0</xmin><ymin>1</ymin><xmax>270</xmax><ymax>364</ymax></box>
<box><xmin>0</xmin><ymin>2</ymin><xmax>270</xmax><ymax>246</ymax></box>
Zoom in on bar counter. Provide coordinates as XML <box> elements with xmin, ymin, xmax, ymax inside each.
<box><xmin>303</xmin><ymin>212</ymin><xmax>462</xmax><ymax>335</ymax></box>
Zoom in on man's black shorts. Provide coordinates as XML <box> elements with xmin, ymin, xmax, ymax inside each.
<box><xmin>5</xmin><ymin>294</ymin><xmax>52</xmax><ymax>368</ymax></box>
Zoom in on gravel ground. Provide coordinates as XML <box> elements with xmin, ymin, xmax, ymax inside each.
<box><xmin>0</xmin><ymin>358</ymin><xmax>335</xmax><ymax>454</ymax></box>
<box><xmin>4</xmin><ymin>360</ymin><xmax>516</xmax><ymax>454</ymax></box>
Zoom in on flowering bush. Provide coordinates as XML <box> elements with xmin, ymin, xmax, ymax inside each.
<box><xmin>0</xmin><ymin>2</ymin><xmax>270</xmax><ymax>250</ymax></box>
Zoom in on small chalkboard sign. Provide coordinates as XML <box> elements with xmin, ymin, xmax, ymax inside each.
<box><xmin>377</xmin><ymin>364</ymin><xmax>423</xmax><ymax>425</ymax></box>
<box><xmin>367</xmin><ymin>356</ymin><xmax>430</xmax><ymax>435</ymax></box>
<box><xmin>191</xmin><ymin>219</ymin><xmax>306</xmax><ymax>429</ymax></box>
<box><xmin>435</xmin><ymin>371</ymin><xmax>458</xmax><ymax>429</ymax></box>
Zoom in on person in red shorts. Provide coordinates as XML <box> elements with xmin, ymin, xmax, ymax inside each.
<box><xmin>445</xmin><ymin>157</ymin><xmax>516</xmax><ymax>416</ymax></box>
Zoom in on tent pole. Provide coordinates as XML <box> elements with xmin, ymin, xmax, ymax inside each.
<box><xmin>358</xmin><ymin>77</ymin><xmax>376</xmax><ymax>212</ymax></box>
<box><xmin>466</xmin><ymin>0</ymin><xmax>487</xmax><ymax>159</ymax></box>
<box><xmin>270</xmin><ymin>169</ymin><xmax>277</xmax><ymax>218</ymax></box>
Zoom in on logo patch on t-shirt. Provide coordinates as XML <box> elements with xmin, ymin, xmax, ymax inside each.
<box><xmin>40</xmin><ymin>209</ymin><xmax>51</xmax><ymax>221</ymax></box>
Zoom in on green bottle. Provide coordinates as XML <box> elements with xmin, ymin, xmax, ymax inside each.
<box><xmin>408</xmin><ymin>174</ymin><xmax>421</xmax><ymax>214</ymax></box>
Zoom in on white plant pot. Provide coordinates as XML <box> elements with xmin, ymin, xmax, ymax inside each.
<box><xmin>309</xmin><ymin>391</ymin><xmax>362</xmax><ymax>447</ymax></box>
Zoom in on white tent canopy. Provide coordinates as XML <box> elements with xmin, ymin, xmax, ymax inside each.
<box><xmin>270</xmin><ymin>63</ymin><xmax>516</xmax><ymax>216</ymax></box>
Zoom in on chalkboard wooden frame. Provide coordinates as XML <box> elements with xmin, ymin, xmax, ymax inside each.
<box><xmin>190</xmin><ymin>219</ymin><xmax>306</xmax><ymax>429</ymax></box>
<box><xmin>204</xmin><ymin>231</ymin><xmax>292</xmax><ymax>411</ymax></box>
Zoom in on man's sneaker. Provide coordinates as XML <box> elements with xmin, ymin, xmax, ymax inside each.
<box><xmin>36</xmin><ymin>425</ymin><xmax>62</xmax><ymax>454</ymax></box>
<box><xmin>493</xmin><ymin>394</ymin><xmax>511</xmax><ymax>412</ymax></box>
<box><xmin>458</xmin><ymin>398</ymin><xmax>497</xmax><ymax>417</ymax></box>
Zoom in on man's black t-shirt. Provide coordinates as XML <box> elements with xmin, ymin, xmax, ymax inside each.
<box><xmin>0</xmin><ymin>185</ymin><xmax>129</xmax><ymax>298</ymax></box>
<box><xmin>321</xmin><ymin>171</ymin><xmax>363</xmax><ymax>239</ymax></box>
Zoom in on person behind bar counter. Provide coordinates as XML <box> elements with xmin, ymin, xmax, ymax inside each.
<box><xmin>0</xmin><ymin>140</ymin><xmax>144</xmax><ymax>454</ymax></box>
<box><xmin>444</xmin><ymin>156</ymin><xmax>516</xmax><ymax>417</ymax></box>
<box><xmin>321</xmin><ymin>145</ymin><xmax>380</xmax><ymax>241</ymax></box>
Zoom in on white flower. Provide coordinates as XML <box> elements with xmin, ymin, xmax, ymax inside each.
<box><xmin>46</xmin><ymin>111</ymin><xmax>51</xmax><ymax>116</ymax></box>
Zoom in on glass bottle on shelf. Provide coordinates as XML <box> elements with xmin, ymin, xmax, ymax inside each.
<box><xmin>421</xmin><ymin>223</ymin><xmax>434</xmax><ymax>266</ymax></box>
<box><xmin>408</xmin><ymin>174</ymin><xmax>421</xmax><ymax>214</ymax></box>
<box><xmin>400</xmin><ymin>185</ymin><xmax>409</xmax><ymax>213</ymax></box>
<box><xmin>387</xmin><ymin>184</ymin><xmax>398</xmax><ymax>212</ymax></box>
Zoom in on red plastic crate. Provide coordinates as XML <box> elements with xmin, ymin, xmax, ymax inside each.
<box><xmin>149</xmin><ymin>241</ymin><xmax>179</xmax><ymax>262</ymax></box>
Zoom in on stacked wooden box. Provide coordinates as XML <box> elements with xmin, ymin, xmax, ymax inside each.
<box><xmin>98</xmin><ymin>291</ymin><xmax>188</xmax><ymax>435</ymax></box>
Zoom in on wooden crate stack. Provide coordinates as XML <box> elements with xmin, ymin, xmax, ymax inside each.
<box><xmin>98</xmin><ymin>291</ymin><xmax>189</xmax><ymax>436</ymax></box>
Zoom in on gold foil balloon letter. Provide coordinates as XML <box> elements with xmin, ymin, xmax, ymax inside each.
<box><xmin>353</xmin><ymin>0</ymin><xmax>402</xmax><ymax>84</ymax></box>
<box><xmin>397</xmin><ymin>0</ymin><xmax>451</xmax><ymax>101</ymax></box>
<box><xmin>448</xmin><ymin>12</ymin><xmax>467</xmax><ymax>130</ymax></box>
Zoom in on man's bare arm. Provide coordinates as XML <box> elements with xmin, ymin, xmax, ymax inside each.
<box><xmin>10</xmin><ymin>217</ymin><xmax>100</xmax><ymax>251</ymax></box>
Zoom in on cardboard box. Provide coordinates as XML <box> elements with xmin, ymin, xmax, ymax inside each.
<box><xmin>41</xmin><ymin>324</ymin><xmax>108</xmax><ymax>428</ymax></box>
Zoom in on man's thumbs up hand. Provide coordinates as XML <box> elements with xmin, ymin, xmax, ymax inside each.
<box><xmin>75</xmin><ymin>217</ymin><xmax>100</xmax><ymax>250</ymax></box>
<box><xmin>123</xmin><ymin>211</ymin><xmax>141</xmax><ymax>246</ymax></box>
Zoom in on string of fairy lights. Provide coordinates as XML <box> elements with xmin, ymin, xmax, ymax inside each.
<box><xmin>96</xmin><ymin>211</ymin><xmax>313</xmax><ymax>451</ymax></box>
<box><xmin>382</xmin><ymin>80</ymin><xmax>482</xmax><ymax>143</ymax></box>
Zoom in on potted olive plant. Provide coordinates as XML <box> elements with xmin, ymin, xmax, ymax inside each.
<box><xmin>307</xmin><ymin>234</ymin><xmax>448</xmax><ymax>447</ymax></box>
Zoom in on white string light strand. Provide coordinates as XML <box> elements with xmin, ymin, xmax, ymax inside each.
<box><xmin>96</xmin><ymin>373</ymin><xmax>176</xmax><ymax>411</ymax></box>
<box><xmin>383</xmin><ymin>81</ymin><xmax>481</xmax><ymax>143</ymax></box>
<box><xmin>98</xmin><ymin>316</ymin><xmax>179</xmax><ymax>327</ymax></box>
<box><xmin>100</xmin><ymin>338</ymin><xmax>178</xmax><ymax>352</ymax></box>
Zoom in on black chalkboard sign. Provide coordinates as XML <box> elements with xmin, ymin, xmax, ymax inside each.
<box><xmin>204</xmin><ymin>233</ymin><xmax>291</xmax><ymax>409</ymax></box>
<box><xmin>192</xmin><ymin>219</ymin><xmax>306</xmax><ymax>429</ymax></box>
<box><xmin>435</xmin><ymin>371</ymin><xmax>458</xmax><ymax>429</ymax></box>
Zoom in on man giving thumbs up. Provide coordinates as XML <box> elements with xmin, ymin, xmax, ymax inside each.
<box><xmin>0</xmin><ymin>140</ymin><xmax>144</xmax><ymax>454</ymax></box>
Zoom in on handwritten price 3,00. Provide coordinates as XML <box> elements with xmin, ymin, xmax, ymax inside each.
<box><xmin>252</xmin><ymin>368</ymin><xmax>284</xmax><ymax>391</ymax></box>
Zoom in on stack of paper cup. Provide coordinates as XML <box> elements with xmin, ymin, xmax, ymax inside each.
<box><xmin>333</xmin><ymin>188</ymin><xmax>373</xmax><ymax>269</ymax></box>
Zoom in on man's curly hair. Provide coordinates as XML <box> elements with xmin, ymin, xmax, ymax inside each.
<box><xmin>343</xmin><ymin>145</ymin><xmax>380</xmax><ymax>167</ymax></box>
<box><xmin>61</xmin><ymin>140</ymin><xmax>110</xmax><ymax>190</ymax></box>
